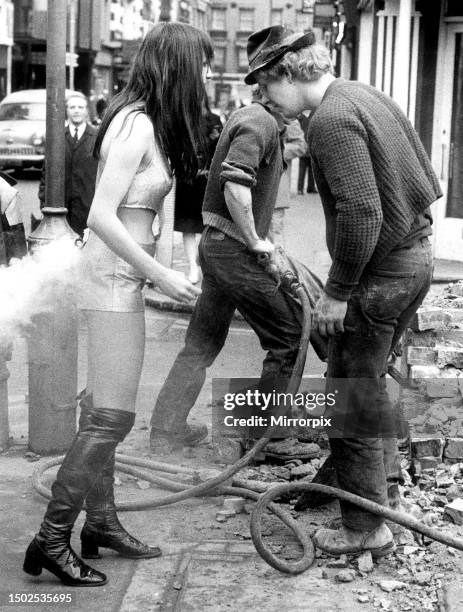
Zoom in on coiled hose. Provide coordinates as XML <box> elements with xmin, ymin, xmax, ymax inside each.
<box><xmin>32</xmin><ymin>280</ymin><xmax>463</xmax><ymax>574</ymax></box>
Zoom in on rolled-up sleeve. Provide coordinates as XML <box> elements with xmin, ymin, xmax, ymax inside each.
<box><xmin>219</xmin><ymin>113</ymin><xmax>278</xmax><ymax>191</ymax></box>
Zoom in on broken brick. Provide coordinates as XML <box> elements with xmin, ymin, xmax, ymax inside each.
<box><xmin>411</xmin><ymin>309</ymin><xmax>452</xmax><ymax>331</ymax></box>
<box><xmin>411</xmin><ymin>437</ymin><xmax>444</xmax><ymax>459</ymax></box>
<box><xmin>445</xmin><ymin>438</ymin><xmax>463</xmax><ymax>460</ymax></box>
<box><xmin>437</xmin><ymin>346</ymin><xmax>463</xmax><ymax>369</ymax></box>
<box><xmin>410</xmin><ymin>365</ymin><xmax>441</xmax><ymax>379</ymax></box>
<box><xmin>425</xmin><ymin>378</ymin><xmax>461</xmax><ymax>398</ymax></box>
<box><xmin>420</xmin><ymin>456</ymin><xmax>439</xmax><ymax>469</ymax></box>
<box><xmin>442</xmin><ymin>583</ymin><xmax>463</xmax><ymax>612</ymax></box>
<box><xmin>435</xmin><ymin>469</ymin><xmax>454</xmax><ymax>487</ymax></box>
<box><xmin>427</xmin><ymin>405</ymin><xmax>450</xmax><ymax>423</ymax></box>
<box><xmin>444</xmin><ymin>498</ymin><xmax>463</xmax><ymax>525</ymax></box>
<box><xmin>406</xmin><ymin>346</ymin><xmax>436</xmax><ymax>365</ymax></box>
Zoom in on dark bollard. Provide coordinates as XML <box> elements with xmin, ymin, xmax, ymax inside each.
<box><xmin>27</xmin><ymin>207</ymin><xmax>79</xmax><ymax>454</ymax></box>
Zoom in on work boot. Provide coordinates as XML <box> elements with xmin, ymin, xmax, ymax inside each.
<box><xmin>149</xmin><ymin>423</ymin><xmax>208</xmax><ymax>454</ymax></box>
<box><xmin>23</xmin><ymin>407</ymin><xmax>134</xmax><ymax>587</ymax></box>
<box><xmin>78</xmin><ymin>394</ymin><xmax>161</xmax><ymax>560</ymax></box>
<box><xmin>313</xmin><ymin>523</ymin><xmax>395</xmax><ymax>558</ymax></box>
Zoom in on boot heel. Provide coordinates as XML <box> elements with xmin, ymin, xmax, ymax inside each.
<box><xmin>81</xmin><ymin>535</ymin><xmax>100</xmax><ymax>559</ymax></box>
<box><xmin>23</xmin><ymin>541</ymin><xmax>43</xmax><ymax>576</ymax></box>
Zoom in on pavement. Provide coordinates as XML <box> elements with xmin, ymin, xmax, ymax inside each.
<box><xmin>1</xmin><ymin>191</ymin><xmax>463</xmax><ymax>611</ymax></box>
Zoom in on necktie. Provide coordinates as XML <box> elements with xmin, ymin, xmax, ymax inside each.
<box><xmin>73</xmin><ymin>127</ymin><xmax>79</xmax><ymax>143</ymax></box>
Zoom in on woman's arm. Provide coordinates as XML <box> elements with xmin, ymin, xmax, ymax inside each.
<box><xmin>87</xmin><ymin>112</ymin><xmax>200</xmax><ymax>302</ymax></box>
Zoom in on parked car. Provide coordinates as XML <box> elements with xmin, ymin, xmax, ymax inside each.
<box><xmin>0</xmin><ymin>89</ymin><xmax>76</xmax><ymax>170</ymax></box>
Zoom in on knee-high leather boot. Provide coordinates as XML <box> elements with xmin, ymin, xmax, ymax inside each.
<box><xmin>23</xmin><ymin>407</ymin><xmax>135</xmax><ymax>587</ymax></box>
<box><xmin>79</xmin><ymin>393</ymin><xmax>161</xmax><ymax>559</ymax></box>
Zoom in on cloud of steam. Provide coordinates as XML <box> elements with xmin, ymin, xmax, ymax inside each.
<box><xmin>0</xmin><ymin>238</ymin><xmax>82</xmax><ymax>344</ymax></box>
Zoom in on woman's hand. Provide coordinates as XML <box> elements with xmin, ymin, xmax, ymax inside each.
<box><xmin>153</xmin><ymin>268</ymin><xmax>202</xmax><ymax>303</ymax></box>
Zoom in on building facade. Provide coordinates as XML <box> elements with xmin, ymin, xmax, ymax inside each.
<box><xmin>208</xmin><ymin>0</ymin><xmax>317</xmax><ymax>108</ymax></box>
<box><xmin>12</xmin><ymin>0</ymin><xmax>104</xmax><ymax>94</ymax></box>
<box><xmin>328</xmin><ymin>0</ymin><xmax>463</xmax><ymax>262</ymax></box>
<box><xmin>0</xmin><ymin>0</ymin><xmax>13</xmax><ymax>100</ymax></box>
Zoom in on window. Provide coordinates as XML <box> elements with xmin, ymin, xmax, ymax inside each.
<box><xmin>301</xmin><ymin>0</ymin><xmax>315</xmax><ymax>11</ymax></box>
<box><xmin>211</xmin><ymin>7</ymin><xmax>226</xmax><ymax>30</ymax></box>
<box><xmin>237</xmin><ymin>47</ymin><xmax>248</xmax><ymax>70</ymax></box>
<box><xmin>0</xmin><ymin>103</ymin><xmax>46</xmax><ymax>122</ymax></box>
<box><xmin>213</xmin><ymin>47</ymin><xmax>226</xmax><ymax>70</ymax></box>
<box><xmin>271</xmin><ymin>9</ymin><xmax>283</xmax><ymax>26</ymax></box>
<box><xmin>239</xmin><ymin>8</ymin><xmax>254</xmax><ymax>31</ymax></box>
<box><xmin>196</xmin><ymin>9</ymin><xmax>206</xmax><ymax>31</ymax></box>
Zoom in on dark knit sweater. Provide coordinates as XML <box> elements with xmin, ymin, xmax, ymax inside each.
<box><xmin>202</xmin><ymin>102</ymin><xmax>285</xmax><ymax>243</ymax></box>
<box><xmin>308</xmin><ymin>79</ymin><xmax>442</xmax><ymax>301</ymax></box>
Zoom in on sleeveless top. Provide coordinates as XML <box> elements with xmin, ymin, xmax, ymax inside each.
<box><xmin>97</xmin><ymin>108</ymin><xmax>173</xmax><ymax>213</ymax></box>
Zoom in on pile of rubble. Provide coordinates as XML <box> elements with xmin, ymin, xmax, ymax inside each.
<box><xmin>401</xmin><ymin>281</ymin><xmax>463</xmax><ymax>476</ymax></box>
<box><xmin>211</xmin><ymin>447</ymin><xmax>463</xmax><ymax>611</ymax></box>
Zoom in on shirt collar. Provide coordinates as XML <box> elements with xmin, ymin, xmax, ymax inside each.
<box><xmin>252</xmin><ymin>101</ymin><xmax>287</xmax><ymax>136</ymax></box>
<box><xmin>69</xmin><ymin>122</ymin><xmax>86</xmax><ymax>139</ymax></box>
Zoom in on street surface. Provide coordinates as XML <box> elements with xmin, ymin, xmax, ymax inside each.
<box><xmin>3</xmin><ymin>175</ymin><xmax>462</xmax><ymax>610</ymax></box>
<box><xmin>1</xmin><ymin>178</ymin><xmax>335</xmax><ymax>611</ymax></box>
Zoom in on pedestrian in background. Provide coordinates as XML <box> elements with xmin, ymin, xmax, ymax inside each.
<box><xmin>174</xmin><ymin>105</ymin><xmax>222</xmax><ymax>284</ymax></box>
<box><xmin>38</xmin><ymin>92</ymin><xmax>98</xmax><ymax>237</ymax></box>
<box><xmin>297</xmin><ymin>111</ymin><xmax>316</xmax><ymax>194</ymax></box>
<box><xmin>23</xmin><ymin>22</ymin><xmax>208</xmax><ymax>587</ymax></box>
<box><xmin>94</xmin><ymin>96</ymin><xmax>108</xmax><ymax>125</ymax></box>
<box><xmin>271</xmin><ymin>115</ymin><xmax>306</xmax><ymax>248</ymax></box>
<box><xmin>253</xmin><ymin>24</ymin><xmax>441</xmax><ymax>557</ymax></box>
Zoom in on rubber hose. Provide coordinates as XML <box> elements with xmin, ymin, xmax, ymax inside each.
<box><xmin>33</xmin><ymin>283</ymin><xmax>463</xmax><ymax>575</ymax></box>
<box><xmin>250</xmin><ymin>482</ymin><xmax>463</xmax><ymax>574</ymax></box>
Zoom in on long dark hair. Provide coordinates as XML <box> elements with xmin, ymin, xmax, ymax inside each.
<box><xmin>94</xmin><ymin>22</ymin><xmax>213</xmax><ymax>183</ymax></box>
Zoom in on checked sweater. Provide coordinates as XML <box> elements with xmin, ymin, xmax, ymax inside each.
<box><xmin>308</xmin><ymin>79</ymin><xmax>442</xmax><ymax>301</ymax></box>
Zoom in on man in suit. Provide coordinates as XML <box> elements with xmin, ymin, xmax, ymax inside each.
<box><xmin>38</xmin><ymin>93</ymin><xmax>98</xmax><ymax>236</ymax></box>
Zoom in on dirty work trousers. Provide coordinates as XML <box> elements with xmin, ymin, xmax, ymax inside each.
<box><xmin>150</xmin><ymin>227</ymin><xmax>302</xmax><ymax>432</ymax></box>
<box><xmin>327</xmin><ymin>238</ymin><xmax>433</xmax><ymax>531</ymax></box>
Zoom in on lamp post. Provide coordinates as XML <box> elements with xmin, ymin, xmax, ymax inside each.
<box><xmin>27</xmin><ymin>0</ymin><xmax>79</xmax><ymax>454</ymax></box>
<box><xmin>69</xmin><ymin>0</ymin><xmax>77</xmax><ymax>91</ymax></box>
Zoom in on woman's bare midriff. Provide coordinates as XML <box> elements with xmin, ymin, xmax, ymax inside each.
<box><xmin>118</xmin><ymin>207</ymin><xmax>157</xmax><ymax>245</ymax></box>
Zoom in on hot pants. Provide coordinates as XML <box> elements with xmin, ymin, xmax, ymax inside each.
<box><xmin>78</xmin><ymin>230</ymin><xmax>155</xmax><ymax>312</ymax></box>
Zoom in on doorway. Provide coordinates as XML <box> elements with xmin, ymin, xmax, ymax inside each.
<box><xmin>432</xmin><ymin>22</ymin><xmax>463</xmax><ymax>261</ymax></box>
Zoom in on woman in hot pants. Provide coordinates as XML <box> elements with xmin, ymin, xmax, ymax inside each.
<box><xmin>23</xmin><ymin>22</ymin><xmax>211</xmax><ymax>587</ymax></box>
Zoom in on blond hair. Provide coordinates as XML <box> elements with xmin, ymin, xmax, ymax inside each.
<box><xmin>256</xmin><ymin>44</ymin><xmax>334</xmax><ymax>84</ymax></box>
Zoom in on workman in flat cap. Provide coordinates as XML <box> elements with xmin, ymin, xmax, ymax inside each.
<box><xmin>247</xmin><ymin>24</ymin><xmax>442</xmax><ymax>557</ymax></box>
